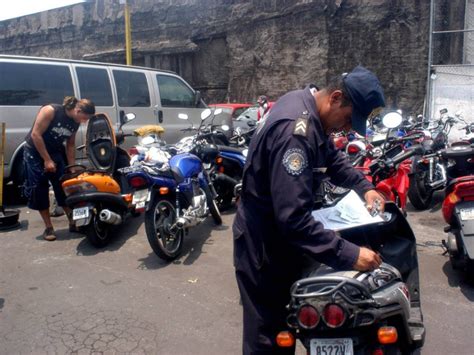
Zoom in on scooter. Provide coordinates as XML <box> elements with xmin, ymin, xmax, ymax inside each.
<box><xmin>123</xmin><ymin>109</ymin><xmax>222</xmax><ymax>261</ymax></box>
<box><xmin>441</xmin><ymin>143</ymin><xmax>474</xmax><ymax>274</ymax></box>
<box><xmin>277</xmin><ymin>202</ymin><xmax>425</xmax><ymax>354</ymax></box>
<box><xmin>61</xmin><ymin>112</ymin><xmax>137</xmax><ymax>247</ymax></box>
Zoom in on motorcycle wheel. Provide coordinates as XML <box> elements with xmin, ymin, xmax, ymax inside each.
<box><xmin>408</xmin><ymin>163</ymin><xmax>433</xmax><ymax>210</ymax></box>
<box><xmin>204</xmin><ymin>185</ymin><xmax>222</xmax><ymax>225</ymax></box>
<box><xmin>145</xmin><ymin>197</ymin><xmax>184</xmax><ymax>261</ymax></box>
<box><xmin>85</xmin><ymin>211</ymin><xmax>113</xmax><ymax>247</ymax></box>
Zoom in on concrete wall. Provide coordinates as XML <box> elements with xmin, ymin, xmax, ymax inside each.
<box><xmin>0</xmin><ymin>0</ymin><xmax>433</xmax><ymax>114</ymax></box>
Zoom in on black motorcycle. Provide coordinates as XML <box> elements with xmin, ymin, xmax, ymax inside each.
<box><xmin>277</xmin><ymin>203</ymin><xmax>425</xmax><ymax>354</ymax></box>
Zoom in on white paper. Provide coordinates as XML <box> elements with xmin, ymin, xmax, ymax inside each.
<box><xmin>311</xmin><ymin>190</ymin><xmax>383</xmax><ymax>231</ymax></box>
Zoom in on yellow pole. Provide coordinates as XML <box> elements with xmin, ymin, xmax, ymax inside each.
<box><xmin>0</xmin><ymin>122</ymin><xmax>5</xmax><ymax>210</ymax></box>
<box><xmin>124</xmin><ymin>1</ymin><xmax>132</xmax><ymax>65</ymax></box>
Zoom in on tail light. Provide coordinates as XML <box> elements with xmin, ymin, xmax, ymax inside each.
<box><xmin>378</xmin><ymin>326</ymin><xmax>398</xmax><ymax>344</ymax></box>
<box><xmin>322</xmin><ymin>304</ymin><xmax>346</xmax><ymax>328</ymax></box>
<box><xmin>129</xmin><ymin>176</ymin><xmax>147</xmax><ymax>188</ymax></box>
<box><xmin>297</xmin><ymin>304</ymin><xmax>320</xmax><ymax>329</ymax></box>
<box><xmin>347</xmin><ymin>145</ymin><xmax>360</xmax><ymax>155</ymax></box>
<box><xmin>442</xmin><ymin>191</ymin><xmax>460</xmax><ymax>223</ymax></box>
<box><xmin>63</xmin><ymin>182</ymin><xmax>97</xmax><ymax>196</ymax></box>
<box><xmin>276</xmin><ymin>331</ymin><xmax>295</xmax><ymax>348</ymax></box>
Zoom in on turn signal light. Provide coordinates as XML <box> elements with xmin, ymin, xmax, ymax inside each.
<box><xmin>378</xmin><ymin>326</ymin><xmax>398</xmax><ymax>344</ymax></box>
<box><xmin>159</xmin><ymin>187</ymin><xmax>169</xmax><ymax>195</ymax></box>
<box><xmin>322</xmin><ymin>304</ymin><xmax>346</xmax><ymax>328</ymax></box>
<box><xmin>216</xmin><ymin>157</ymin><xmax>223</xmax><ymax>164</ymax></box>
<box><xmin>372</xmin><ymin>349</ymin><xmax>384</xmax><ymax>355</ymax></box>
<box><xmin>276</xmin><ymin>331</ymin><xmax>295</xmax><ymax>348</ymax></box>
<box><xmin>297</xmin><ymin>304</ymin><xmax>319</xmax><ymax>329</ymax></box>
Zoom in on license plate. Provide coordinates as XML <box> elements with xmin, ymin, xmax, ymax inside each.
<box><xmin>132</xmin><ymin>189</ymin><xmax>149</xmax><ymax>206</ymax></box>
<box><xmin>310</xmin><ymin>338</ymin><xmax>353</xmax><ymax>355</ymax></box>
<box><xmin>72</xmin><ymin>207</ymin><xmax>89</xmax><ymax>220</ymax></box>
<box><xmin>460</xmin><ymin>208</ymin><xmax>474</xmax><ymax>221</ymax></box>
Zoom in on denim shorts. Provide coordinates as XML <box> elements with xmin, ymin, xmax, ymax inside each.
<box><xmin>23</xmin><ymin>145</ymin><xmax>67</xmax><ymax>211</ymax></box>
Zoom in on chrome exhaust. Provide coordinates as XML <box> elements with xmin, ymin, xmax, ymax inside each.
<box><xmin>99</xmin><ymin>209</ymin><xmax>122</xmax><ymax>225</ymax></box>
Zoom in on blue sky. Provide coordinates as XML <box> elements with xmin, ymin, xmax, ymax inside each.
<box><xmin>0</xmin><ymin>0</ymin><xmax>86</xmax><ymax>21</ymax></box>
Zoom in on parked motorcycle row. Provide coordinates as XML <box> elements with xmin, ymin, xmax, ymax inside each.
<box><xmin>59</xmin><ymin>106</ymin><xmax>473</xmax><ymax>354</ymax></box>
<box><xmin>61</xmin><ymin>108</ymin><xmax>250</xmax><ymax>259</ymax></box>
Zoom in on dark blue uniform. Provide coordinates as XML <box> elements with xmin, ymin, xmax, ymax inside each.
<box><xmin>233</xmin><ymin>86</ymin><xmax>374</xmax><ymax>354</ymax></box>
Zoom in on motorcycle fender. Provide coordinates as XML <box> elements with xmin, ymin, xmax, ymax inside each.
<box><xmin>454</xmin><ymin>202</ymin><xmax>474</xmax><ymax>259</ymax></box>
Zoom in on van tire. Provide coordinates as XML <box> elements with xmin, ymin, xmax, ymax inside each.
<box><xmin>12</xmin><ymin>151</ymin><xmax>26</xmax><ymax>188</ymax></box>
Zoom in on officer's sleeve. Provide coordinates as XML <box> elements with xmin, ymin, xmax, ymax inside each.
<box><xmin>325</xmin><ymin>140</ymin><xmax>374</xmax><ymax>197</ymax></box>
<box><xmin>268</xmin><ymin>127</ymin><xmax>359</xmax><ymax>270</ymax></box>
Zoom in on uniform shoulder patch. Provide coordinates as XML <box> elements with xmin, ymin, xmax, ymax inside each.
<box><xmin>282</xmin><ymin>148</ymin><xmax>308</xmax><ymax>176</ymax></box>
<box><xmin>293</xmin><ymin>111</ymin><xmax>310</xmax><ymax>137</ymax></box>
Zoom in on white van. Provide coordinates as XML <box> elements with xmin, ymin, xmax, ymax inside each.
<box><xmin>0</xmin><ymin>55</ymin><xmax>226</xmax><ymax>186</ymax></box>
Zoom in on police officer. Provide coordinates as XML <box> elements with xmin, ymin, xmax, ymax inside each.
<box><xmin>233</xmin><ymin>66</ymin><xmax>386</xmax><ymax>354</ymax></box>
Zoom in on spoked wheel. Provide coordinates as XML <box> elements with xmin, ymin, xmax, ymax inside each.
<box><xmin>145</xmin><ymin>198</ymin><xmax>184</xmax><ymax>261</ymax></box>
<box><xmin>408</xmin><ymin>163</ymin><xmax>433</xmax><ymax>210</ymax></box>
<box><xmin>204</xmin><ymin>185</ymin><xmax>222</xmax><ymax>225</ymax></box>
<box><xmin>85</xmin><ymin>211</ymin><xmax>113</xmax><ymax>247</ymax></box>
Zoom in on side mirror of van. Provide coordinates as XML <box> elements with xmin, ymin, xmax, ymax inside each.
<box><xmin>194</xmin><ymin>90</ymin><xmax>202</xmax><ymax>107</ymax></box>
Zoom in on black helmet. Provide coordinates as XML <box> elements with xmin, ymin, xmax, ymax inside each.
<box><xmin>257</xmin><ymin>95</ymin><xmax>268</xmax><ymax>106</ymax></box>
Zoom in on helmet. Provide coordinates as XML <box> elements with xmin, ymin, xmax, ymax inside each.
<box><xmin>257</xmin><ymin>95</ymin><xmax>268</xmax><ymax>106</ymax></box>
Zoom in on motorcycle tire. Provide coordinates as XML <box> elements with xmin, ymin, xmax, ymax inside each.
<box><xmin>85</xmin><ymin>211</ymin><xmax>113</xmax><ymax>247</ymax></box>
<box><xmin>145</xmin><ymin>197</ymin><xmax>184</xmax><ymax>261</ymax></box>
<box><xmin>408</xmin><ymin>165</ymin><xmax>433</xmax><ymax>210</ymax></box>
<box><xmin>204</xmin><ymin>184</ymin><xmax>222</xmax><ymax>225</ymax></box>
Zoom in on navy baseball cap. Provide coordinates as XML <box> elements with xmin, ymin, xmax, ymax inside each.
<box><xmin>342</xmin><ymin>66</ymin><xmax>385</xmax><ymax>136</ymax></box>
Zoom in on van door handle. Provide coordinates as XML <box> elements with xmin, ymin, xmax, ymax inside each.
<box><xmin>157</xmin><ymin>110</ymin><xmax>163</xmax><ymax>123</ymax></box>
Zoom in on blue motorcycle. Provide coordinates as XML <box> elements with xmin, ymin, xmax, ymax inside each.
<box><xmin>124</xmin><ymin>110</ymin><xmax>222</xmax><ymax>261</ymax></box>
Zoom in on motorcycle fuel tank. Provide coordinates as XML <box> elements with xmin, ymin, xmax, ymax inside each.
<box><xmin>169</xmin><ymin>153</ymin><xmax>202</xmax><ymax>180</ymax></box>
<box><xmin>86</xmin><ymin>113</ymin><xmax>117</xmax><ymax>172</ymax></box>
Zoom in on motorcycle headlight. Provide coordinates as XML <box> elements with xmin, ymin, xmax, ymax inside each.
<box><xmin>63</xmin><ymin>182</ymin><xmax>98</xmax><ymax>196</ymax></box>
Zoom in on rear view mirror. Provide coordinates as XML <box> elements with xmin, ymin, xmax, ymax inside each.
<box><xmin>382</xmin><ymin>112</ymin><xmax>403</xmax><ymax>129</ymax></box>
<box><xmin>178</xmin><ymin>113</ymin><xmax>189</xmax><ymax>120</ymax></box>
<box><xmin>124</xmin><ymin>113</ymin><xmax>136</xmax><ymax>122</ymax></box>
<box><xmin>214</xmin><ymin>108</ymin><xmax>223</xmax><ymax>115</ymax></box>
<box><xmin>201</xmin><ymin>109</ymin><xmax>212</xmax><ymax>120</ymax></box>
<box><xmin>221</xmin><ymin>124</ymin><xmax>230</xmax><ymax>131</ymax></box>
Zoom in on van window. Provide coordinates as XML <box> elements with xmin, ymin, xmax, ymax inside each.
<box><xmin>76</xmin><ymin>67</ymin><xmax>113</xmax><ymax>106</ymax></box>
<box><xmin>156</xmin><ymin>74</ymin><xmax>195</xmax><ymax>108</ymax></box>
<box><xmin>0</xmin><ymin>62</ymin><xmax>73</xmax><ymax>106</ymax></box>
<box><xmin>113</xmin><ymin>70</ymin><xmax>150</xmax><ymax>107</ymax></box>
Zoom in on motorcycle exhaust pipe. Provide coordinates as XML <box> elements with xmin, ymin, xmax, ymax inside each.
<box><xmin>446</xmin><ymin>232</ymin><xmax>458</xmax><ymax>254</ymax></box>
<box><xmin>176</xmin><ymin>216</ymin><xmax>203</xmax><ymax>229</ymax></box>
<box><xmin>428</xmin><ymin>164</ymin><xmax>447</xmax><ymax>189</ymax></box>
<box><xmin>99</xmin><ymin>209</ymin><xmax>122</xmax><ymax>225</ymax></box>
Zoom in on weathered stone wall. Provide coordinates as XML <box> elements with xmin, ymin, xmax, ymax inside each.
<box><xmin>0</xmin><ymin>0</ymin><xmax>439</xmax><ymax>114</ymax></box>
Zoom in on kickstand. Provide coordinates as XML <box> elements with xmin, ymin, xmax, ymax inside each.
<box><xmin>441</xmin><ymin>239</ymin><xmax>449</xmax><ymax>256</ymax></box>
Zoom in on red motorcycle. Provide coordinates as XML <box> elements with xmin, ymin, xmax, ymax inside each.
<box><xmin>441</xmin><ymin>144</ymin><xmax>474</xmax><ymax>273</ymax></box>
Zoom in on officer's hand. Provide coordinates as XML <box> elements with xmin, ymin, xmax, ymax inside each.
<box><xmin>44</xmin><ymin>159</ymin><xmax>57</xmax><ymax>173</ymax></box>
<box><xmin>353</xmin><ymin>247</ymin><xmax>382</xmax><ymax>271</ymax></box>
<box><xmin>364</xmin><ymin>189</ymin><xmax>385</xmax><ymax>216</ymax></box>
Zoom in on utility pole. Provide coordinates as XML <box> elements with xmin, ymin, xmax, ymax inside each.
<box><xmin>119</xmin><ymin>0</ymin><xmax>132</xmax><ymax>65</ymax></box>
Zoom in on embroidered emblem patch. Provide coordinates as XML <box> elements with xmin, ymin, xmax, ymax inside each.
<box><xmin>282</xmin><ymin>148</ymin><xmax>308</xmax><ymax>176</ymax></box>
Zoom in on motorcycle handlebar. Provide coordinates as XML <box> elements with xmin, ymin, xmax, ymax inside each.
<box><xmin>391</xmin><ymin>145</ymin><xmax>424</xmax><ymax>165</ymax></box>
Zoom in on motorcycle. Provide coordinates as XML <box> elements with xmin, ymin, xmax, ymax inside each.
<box><xmin>277</xmin><ymin>202</ymin><xmax>425</xmax><ymax>354</ymax></box>
<box><xmin>407</xmin><ymin>108</ymin><xmax>456</xmax><ymax>210</ymax></box>
<box><xmin>123</xmin><ymin>110</ymin><xmax>222</xmax><ymax>261</ymax></box>
<box><xmin>61</xmin><ymin>112</ymin><xmax>137</xmax><ymax>247</ymax></box>
<box><xmin>441</xmin><ymin>143</ymin><xmax>474</xmax><ymax>274</ymax></box>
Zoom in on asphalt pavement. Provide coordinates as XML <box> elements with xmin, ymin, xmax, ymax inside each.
<box><xmin>1</xmin><ymin>187</ymin><xmax>473</xmax><ymax>354</ymax></box>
